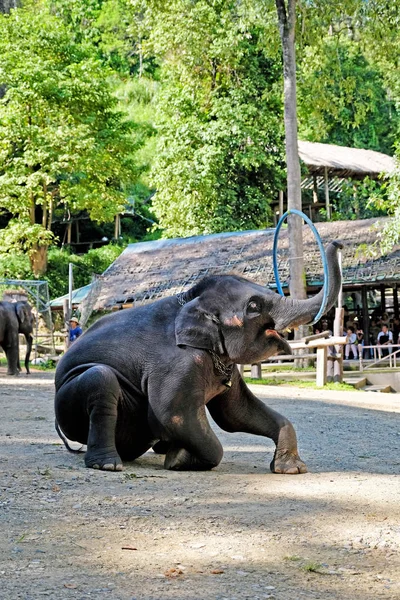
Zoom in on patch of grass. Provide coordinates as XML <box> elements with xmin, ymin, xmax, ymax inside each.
<box><xmin>244</xmin><ymin>377</ymin><xmax>283</xmax><ymax>386</ymax></box>
<box><xmin>284</xmin><ymin>555</ymin><xmax>302</xmax><ymax>562</ymax></box>
<box><xmin>244</xmin><ymin>377</ymin><xmax>357</xmax><ymax>392</ymax></box>
<box><xmin>287</xmin><ymin>380</ymin><xmax>358</xmax><ymax>392</ymax></box>
<box><xmin>124</xmin><ymin>473</ymin><xmax>139</xmax><ymax>480</ymax></box>
<box><xmin>301</xmin><ymin>561</ymin><xmax>324</xmax><ymax>573</ymax></box>
<box><xmin>32</xmin><ymin>359</ymin><xmax>57</xmax><ymax>371</ymax></box>
<box><xmin>262</xmin><ymin>365</ymin><xmax>316</xmax><ymax>372</ymax></box>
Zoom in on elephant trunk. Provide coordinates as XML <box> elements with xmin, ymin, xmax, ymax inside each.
<box><xmin>271</xmin><ymin>241</ymin><xmax>343</xmax><ymax>332</ymax></box>
<box><xmin>24</xmin><ymin>334</ymin><xmax>32</xmax><ymax>374</ymax></box>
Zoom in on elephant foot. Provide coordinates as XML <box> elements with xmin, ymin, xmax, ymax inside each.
<box><xmin>85</xmin><ymin>449</ymin><xmax>123</xmax><ymax>471</ymax></box>
<box><xmin>164</xmin><ymin>447</ymin><xmax>217</xmax><ymax>471</ymax></box>
<box><xmin>270</xmin><ymin>449</ymin><xmax>308</xmax><ymax>474</ymax></box>
<box><xmin>7</xmin><ymin>370</ymin><xmax>19</xmax><ymax>376</ymax></box>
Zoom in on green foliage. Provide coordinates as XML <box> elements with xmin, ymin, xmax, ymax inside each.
<box><xmin>0</xmin><ymin>5</ymin><xmax>143</xmax><ymax>269</ymax></box>
<box><xmin>327</xmin><ymin>177</ymin><xmax>388</xmax><ymax>222</ymax></box>
<box><xmin>374</xmin><ymin>157</ymin><xmax>400</xmax><ymax>255</ymax></box>
<box><xmin>148</xmin><ymin>2</ymin><xmax>285</xmax><ymax>237</ymax></box>
<box><xmin>0</xmin><ymin>243</ymin><xmax>124</xmax><ymax>298</ymax></box>
<box><xmin>0</xmin><ymin>220</ymin><xmax>54</xmax><ymax>258</ymax></box>
<box><xmin>51</xmin><ymin>0</ymin><xmax>158</xmax><ymax>76</ymax></box>
<box><xmin>0</xmin><ymin>251</ymin><xmax>32</xmax><ymax>280</ymax></box>
<box><xmin>2</xmin><ymin>0</ymin><xmax>400</xmax><ymax>262</ymax></box>
<box><xmin>297</xmin><ymin>37</ymin><xmax>398</xmax><ymax>155</ymax></box>
<box><xmin>44</xmin><ymin>244</ymin><xmax>124</xmax><ymax>297</ymax></box>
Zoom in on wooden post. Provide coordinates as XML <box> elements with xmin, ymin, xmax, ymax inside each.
<box><xmin>332</xmin><ymin>249</ymin><xmax>344</xmax><ymax>382</ymax></box>
<box><xmin>324</xmin><ymin>167</ymin><xmax>330</xmax><ymax>220</ymax></box>
<box><xmin>279</xmin><ymin>190</ymin><xmax>284</xmax><ymax>217</ymax></box>
<box><xmin>63</xmin><ymin>298</ymin><xmax>70</xmax><ymax>351</ymax></box>
<box><xmin>393</xmin><ymin>285</ymin><xmax>399</xmax><ymax>319</ymax></box>
<box><xmin>380</xmin><ymin>284</ymin><xmax>386</xmax><ymax>314</ymax></box>
<box><xmin>67</xmin><ymin>222</ymin><xmax>72</xmax><ymax>245</ymax></box>
<box><xmin>251</xmin><ymin>363</ymin><xmax>262</xmax><ymax>379</ymax></box>
<box><xmin>316</xmin><ymin>346</ymin><xmax>327</xmax><ymax>387</ymax></box>
<box><xmin>362</xmin><ymin>286</ymin><xmax>370</xmax><ymax>345</ymax></box>
<box><xmin>114</xmin><ymin>214</ymin><xmax>120</xmax><ymax>239</ymax></box>
<box><xmin>313</xmin><ymin>174</ymin><xmax>318</xmax><ymax>203</ymax></box>
<box><xmin>333</xmin><ymin>307</ymin><xmax>344</xmax><ymax>383</ymax></box>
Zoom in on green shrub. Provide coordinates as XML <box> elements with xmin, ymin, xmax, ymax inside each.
<box><xmin>0</xmin><ymin>243</ymin><xmax>125</xmax><ymax>300</ymax></box>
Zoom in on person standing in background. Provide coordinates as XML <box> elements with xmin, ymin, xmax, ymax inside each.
<box><xmin>69</xmin><ymin>317</ymin><xmax>83</xmax><ymax>343</ymax></box>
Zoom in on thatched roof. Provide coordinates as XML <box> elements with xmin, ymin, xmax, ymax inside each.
<box><xmin>298</xmin><ymin>141</ymin><xmax>396</xmax><ymax>179</ymax></box>
<box><xmin>93</xmin><ymin>218</ymin><xmax>400</xmax><ymax>311</ymax></box>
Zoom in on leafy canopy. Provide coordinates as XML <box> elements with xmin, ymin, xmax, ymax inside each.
<box><xmin>0</xmin><ymin>5</ymin><xmax>143</xmax><ymax>267</ymax></box>
<box><xmin>147</xmin><ymin>0</ymin><xmax>285</xmax><ymax>238</ymax></box>
<box><xmin>297</xmin><ymin>37</ymin><xmax>398</xmax><ymax>155</ymax></box>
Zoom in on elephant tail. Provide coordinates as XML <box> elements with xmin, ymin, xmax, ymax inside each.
<box><xmin>55</xmin><ymin>420</ymin><xmax>86</xmax><ymax>453</ymax></box>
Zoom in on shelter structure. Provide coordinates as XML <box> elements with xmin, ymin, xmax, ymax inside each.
<box><xmin>273</xmin><ymin>141</ymin><xmax>396</xmax><ymax>222</ymax></box>
<box><xmin>93</xmin><ymin>218</ymin><xmax>400</xmax><ymax>345</ymax></box>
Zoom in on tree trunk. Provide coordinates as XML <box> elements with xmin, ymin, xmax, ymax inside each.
<box><xmin>275</xmin><ymin>0</ymin><xmax>306</xmax><ymax>301</ymax></box>
<box><xmin>275</xmin><ymin>0</ymin><xmax>310</xmax><ymax>364</ymax></box>
<box><xmin>30</xmin><ymin>245</ymin><xmax>48</xmax><ymax>277</ymax></box>
<box><xmin>0</xmin><ymin>0</ymin><xmax>19</xmax><ymax>14</ymax></box>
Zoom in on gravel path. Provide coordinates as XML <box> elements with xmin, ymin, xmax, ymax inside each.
<box><xmin>0</xmin><ymin>368</ymin><xmax>399</xmax><ymax>600</ymax></box>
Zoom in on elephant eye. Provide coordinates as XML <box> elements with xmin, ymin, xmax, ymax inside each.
<box><xmin>246</xmin><ymin>299</ymin><xmax>262</xmax><ymax>316</ymax></box>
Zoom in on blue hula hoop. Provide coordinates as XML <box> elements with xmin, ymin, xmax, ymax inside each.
<box><xmin>272</xmin><ymin>209</ymin><xmax>329</xmax><ymax>326</ymax></box>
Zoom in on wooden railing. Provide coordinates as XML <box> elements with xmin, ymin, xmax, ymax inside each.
<box><xmin>358</xmin><ymin>344</ymin><xmax>400</xmax><ymax>372</ymax></box>
<box><xmin>240</xmin><ymin>332</ymin><xmax>348</xmax><ymax>387</ymax></box>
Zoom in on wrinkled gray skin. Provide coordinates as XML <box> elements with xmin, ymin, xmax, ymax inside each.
<box><xmin>0</xmin><ymin>301</ymin><xmax>34</xmax><ymax>375</ymax></box>
<box><xmin>55</xmin><ymin>241</ymin><xmax>342</xmax><ymax>474</ymax></box>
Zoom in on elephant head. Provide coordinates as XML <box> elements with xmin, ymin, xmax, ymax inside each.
<box><xmin>14</xmin><ymin>301</ymin><xmax>34</xmax><ymax>374</ymax></box>
<box><xmin>175</xmin><ymin>241</ymin><xmax>342</xmax><ymax>364</ymax></box>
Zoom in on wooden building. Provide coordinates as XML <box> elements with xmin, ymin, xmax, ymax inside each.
<box><xmin>273</xmin><ymin>141</ymin><xmax>395</xmax><ymax>223</ymax></box>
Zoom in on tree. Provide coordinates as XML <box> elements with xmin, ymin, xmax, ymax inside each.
<box><xmin>275</xmin><ymin>0</ymin><xmax>306</xmax><ymax>300</ymax></box>
<box><xmin>0</xmin><ymin>6</ymin><xmax>143</xmax><ymax>275</ymax></box>
<box><xmin>297</xmin><ymin>37</ymin><xmax>398</xmax><ymax>155</ymax></box>
<box><xmin>147</xmin><ymin>0</ymin><xmax>285</xmax><ymax>238</ymax></box>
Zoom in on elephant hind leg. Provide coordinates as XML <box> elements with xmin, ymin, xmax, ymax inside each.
<box><xmin>56</xmin><ymin>365</ymin><xmax>123</xmax><ymax>471</ymax></box>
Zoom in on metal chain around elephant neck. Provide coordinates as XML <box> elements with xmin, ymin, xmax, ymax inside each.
<box><xmin>176</xmin><ymin>292</ymin><xmax>233</xmax><ymax>388</ymax></box>
<box><xmin>208</xmin><ymin>350</ymin><xmax>234</xmax><ymax>388</ymax></box>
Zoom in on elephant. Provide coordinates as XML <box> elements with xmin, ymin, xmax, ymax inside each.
<box><xmin>0</xmin><ymin>300</ymin><xmax>34</xmax><ymax>375</ymax></box>
<box><xmin>55</xmin><ymin>240</ymin><xmax>342</xmax><ymax>474</ymax></box>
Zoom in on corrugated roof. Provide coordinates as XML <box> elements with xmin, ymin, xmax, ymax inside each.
<box><xmin>93</xmin><ymin>218</ymin><xmax>400</xmax><ymax>311</ymax></box>
<box><xmin>49</xmin><ymin>283</ymin><xmax>92</xmax><ymax>308</ymax></box>
<box><xmin>298</xmin><ymin>141</ymin><xmax>396</xmax><ymax>178</ymax></box>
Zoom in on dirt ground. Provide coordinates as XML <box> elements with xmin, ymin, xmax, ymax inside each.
<box><xmin>0</xmin><ymin>368</ymin><xmax>399</xmax><ymax>600</ymax></box>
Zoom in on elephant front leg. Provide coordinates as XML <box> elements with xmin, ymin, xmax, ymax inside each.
<box><xmin>163</xmin><ymin>407</ymin><xmax>223</xmax><ymax>471</ymax></box>
<box><xmin>269</xmin><ymin>422</ymin><xmax>308</xmax><ymax>475</ymax></box>
<box><xmin>4</xmin><ymin>343</ymin><xmax>19</xmax><ymax>376</ymax></box>
<box><xmin>207</xmin><ymin>373</ymin><xmax>307</xmax><ymax>474</ymax></box>
<box><xmin>149</xmin><ymin>383</ymin><xmax>223</xmax><ymax>471</ymax></box>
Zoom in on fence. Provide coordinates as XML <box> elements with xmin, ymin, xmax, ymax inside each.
<box><xmin>239</xmin><ymin>332</ymin><xmax>348</xmax><ymax>387</ymax></box>
<box><xmin>358</xmin><ymin>344</ymin><xmax>400</xmax><ymax>371</ymax></box>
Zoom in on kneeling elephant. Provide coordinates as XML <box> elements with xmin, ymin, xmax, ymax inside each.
<box><xmin>55</xmin><ymin>241</ymin><xmax>342</xmax><ymax>474</ymax></box>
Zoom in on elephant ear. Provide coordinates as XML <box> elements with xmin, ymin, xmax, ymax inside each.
<box><xmin>175</xmin><ymin>297</ymin><xmax>224</xmax><ymax>353</ymax></box>
<box><xmin>15</xmin><ymin>302</ymin><xmax>27</xmax><ymax>324</ymax></box>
